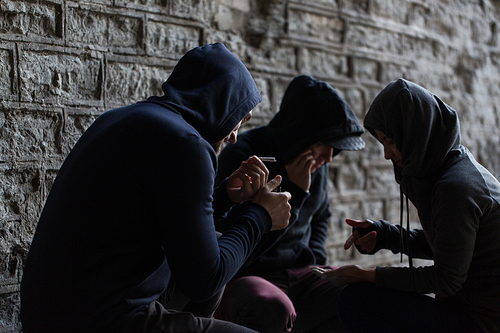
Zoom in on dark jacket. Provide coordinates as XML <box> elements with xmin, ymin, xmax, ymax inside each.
<box><xmin>20</xmin><ymin>43</ymin><xmax>269</xmax><ymax>333</ymax></box>
<box><xmin>216</xmin><ymin>75</ymin><xmax>364</xmax><ymax>275</ymax></box>
<box><xmin>364</xmin><ymin>78</ymin><xmax>500</xmax><ymax>332</ymax></box>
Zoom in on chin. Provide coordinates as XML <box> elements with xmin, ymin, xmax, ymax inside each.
<box><xmin>211</xmin><ymin>141</ymin><xmax>224</xmax><ymax>155</ymax></box>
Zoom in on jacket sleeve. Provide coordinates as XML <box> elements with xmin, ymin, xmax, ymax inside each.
<box><xmin>212</xmin><ymin>179</ymin><xmax>237</xmax><ymax>221</ymax></box>
<box><xmin>376</xmin><ymin>179</ymin><xmax>480</xmax><ymax>298</ymax></box>
<box><xmin>149</xmin><ymin>135</ymin><xmax>272</xmax><ymax>301</ymax></box>
<box><xmin>354</xmin><ymin>220</ymin><xmax>433</xmax><ymax>259</ymax></box>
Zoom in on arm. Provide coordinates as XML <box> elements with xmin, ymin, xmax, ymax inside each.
<box><xmin>347</xmin><ymin>219</ymin><xmax>433</xmax><ymax>259</ymax></box>
<box><xmin>377</xmin><ymin>180</ymin><xmax>479</xmax><ymax>297</ymax></box>
<box><xmin>150</xmin><ymin>136</ymin><xmax>277</xmax><ymax>301</ymax></box>
<box><xmin>332</xmin><ymin>179</ymin><xmax>480</xmax><ymax>297</ymax></box>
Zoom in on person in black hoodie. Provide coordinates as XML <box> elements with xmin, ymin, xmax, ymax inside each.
<box><xmin>214</xmin><ymin>75</ymin><xmax>365</xmax><ymax>332</ymax></box>
<box><xmin>312</xmin><ymin>78</ymin><xmax>500</xmax><ymax>332</ymax></box>
<box><xmin>20</xmin><ymin>43</ymin><xmax>292</xmax><ymax>333</ymax></box>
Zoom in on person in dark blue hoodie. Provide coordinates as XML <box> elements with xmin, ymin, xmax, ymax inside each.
<box><xmin>213</xmin><ymin>75</ymin><xmax>365</xmax><ymax>332</ymax></box>
<box><xmin>20</xmin><ymin>43</ymin><xmax>292</xmax><ymax>333</ymax></box>
<box><xmin>312</xmin><ymin>79</ymin><xmax>500</xmax><ymax>332</ymax></box>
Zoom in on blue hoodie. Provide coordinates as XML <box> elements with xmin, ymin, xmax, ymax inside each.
<box><xmin>20</xmin><ymin>43</ymin><xmax>268</xmax><ymax>333</ymax></box>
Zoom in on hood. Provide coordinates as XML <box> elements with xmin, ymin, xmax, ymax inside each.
<box><xmin>268</xmin><ymin>75</ymin><xmax>365</xmax><ymax>164</ymax></box>
<box><xmin>364</xmin><ymin>78</ymin><xmax>461</xmax><ymax>180</ymax></box>
<box><xmin>146</xmin><ymin>43</ymin><xmax>262</xmax><ymax>144</ymax></box>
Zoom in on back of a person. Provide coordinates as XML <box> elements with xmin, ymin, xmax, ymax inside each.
<box><xmin>444</xmin><ymin>148</ymin><xmax>500</xmax><ymax>331</ymax></box>
<box><xmin>20</xmin><ymin>104</ymin><xmax>187</xmax><ymax>332</ymax></box>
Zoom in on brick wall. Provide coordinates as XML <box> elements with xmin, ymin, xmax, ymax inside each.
<box><xmin>1</xmin><ymin>0</ymin><xmax>499</xmax><ymax>330</ymax></box>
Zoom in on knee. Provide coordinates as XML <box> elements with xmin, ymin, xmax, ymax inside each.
<box><xmin>239</xmin><ymin>293</ymin><xmax>296</xmax><ymax>333</ymax></box>
<box><xmin>215</xmin><ymin>277</ymin><xmax>296</xmax><ymax>333</ymax></box>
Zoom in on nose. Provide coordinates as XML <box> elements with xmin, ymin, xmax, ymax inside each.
<box><xmin>383</xmin><ymin>144</ymin><xmax>394</xmax><ymax>160</ymax></box>
<box><xmin>227</xmin><ymin>131</ymin><xmax>237</xmax><ymax>144</ymax></box>
<box><xmin>323</xmin><ymin>147</ymin><xmax>334</xmax><ymax>163</ymax></box>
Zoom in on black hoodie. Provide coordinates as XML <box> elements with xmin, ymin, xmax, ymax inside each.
<box><xmin>217</xmin><ymin>75</ymin><xmax>364</xmax><ymax>274</ymax></box>
<box><xmin>21</xmin><ymin>43</ymin><xmax>269</xmax><ymax>333</ymax></box>
<box><xmin>364</xmin><ymin>79</ymin><xmax>500</xmax><ymax>332</ymax></box>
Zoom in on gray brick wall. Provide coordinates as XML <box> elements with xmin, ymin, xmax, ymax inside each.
<box><xmin>1</xmin><ymin>0</ymin><xmax>499</xmax><ymax>331</ymax></box>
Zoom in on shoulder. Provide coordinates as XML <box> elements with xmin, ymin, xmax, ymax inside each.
<box><xmin>433</xmin><ymin>150</ymin><xmax>500</xmax><ymax>208</ymax></box>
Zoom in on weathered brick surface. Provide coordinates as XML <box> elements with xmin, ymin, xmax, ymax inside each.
<box><xmin>1</xmin><ymin>0</ymin><xmax>500</xmax><ymax>330</ymax></box>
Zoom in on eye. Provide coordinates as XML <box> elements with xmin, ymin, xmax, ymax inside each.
<box><xmin>242</xmin><ymin>113</ymin><xmax>252</xmax><ymax>124</ymax></box>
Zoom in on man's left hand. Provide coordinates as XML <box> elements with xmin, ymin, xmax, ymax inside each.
<box><xmin>226</xmin><ymin>156</ymin><xmax>269</xmax><ymax>203</ymax></box>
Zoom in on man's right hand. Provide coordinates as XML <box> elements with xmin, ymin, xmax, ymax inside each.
<box><xmin>285</xmin><ymin>149</ymin><xmax>315</xmax><ymax>192</ymax></box>
<box><xmin>344</xmin><ymin>218</ymin><xmax>377</xmax><ymax>253</ymax></box>
<box><xmin>251</xmin><ymin>175</ymin><xmax>291</xmax><ymax>231</ymax></box>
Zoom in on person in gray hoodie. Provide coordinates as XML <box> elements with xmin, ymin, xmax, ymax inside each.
<box><xmin>214</xmin><ymin>75</ymin><xmax>365</xmax><ymax>332</ymax></box>
<box><xmin>313</xmin><ymin>78</ymin><xmax>500</xmax><ymax>332</ymax></box>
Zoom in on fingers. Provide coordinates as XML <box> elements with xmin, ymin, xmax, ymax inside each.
<box><xmin>310</xmin><ymin>266</ymin><xmax>332</xmax><ymax>277</ymax></box>
<box><xmin>264</xmin><ymin>175</ymin><xmax>282</xmax><ymax>193</ymax></box>
<box><xmin>345</xmin><ymin>218</ymin><xmax>373</xmax><ymax>228</ymax></box>
<box><xmin>239</xmin><ymin>156</ymin><xmax>269</xmax><ymax>188</ymax></box>
<box><xmin>344</xmin><ymin>218</ymin><xmax>377</xmax><ymax>252</ymax></box>
<box><xmin>356</xmin><ymin>231</ymin><xmax>377</xmax><ymax>253</ymax></box>
<box><xmin>344</xmin><ymin>231</ymin><xmax>358</xmax><ymax>250</ymax></box>
<box><xmin>286</xmin><ymin>149</ymin><xmax>315</xmax><ymax>171</ymax></box>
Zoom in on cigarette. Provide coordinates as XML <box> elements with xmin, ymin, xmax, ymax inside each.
<box><xmin>257</xmin><ymin>157</ymin><xmax>277</xmax><ymax>162</ymax></box>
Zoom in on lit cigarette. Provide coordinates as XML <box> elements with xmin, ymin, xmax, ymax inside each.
<box><xmin>258</xmin><ymin>157</ymin><xmax>277</xmax><ymax>162</ymax></box>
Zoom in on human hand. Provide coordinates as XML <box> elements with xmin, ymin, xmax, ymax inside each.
<box><xmin>311</xmin><ymin>265</ymin><xmax>375</xmax><ymax>286</ymax></box>
<box><xmin>251</xmin><ymin>175</ymin><xmax>291</xmax><ymax>231</ymax></box>
<box><xmin>285</xmin><ymin>149</ymin><xmax>315</xmax><ymax>191</ymax></box>
<box><xmin>344</xmin><ymin>218</ymin><xmax>377</xmax><ymax>253</ymax></box>
<box><xmin>226</xmin><ymin>156</ymin><xmax>269</xmax><ymax>203</ymax></box>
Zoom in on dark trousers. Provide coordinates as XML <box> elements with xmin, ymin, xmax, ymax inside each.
<box><xmin>214</xmin><ymin>266</ymin><xmax>346</xmax><ymax>333</ymax></box>
<box><xmin>337</xmin><ymin>282</ymin><xmax>479</xmax><ymax>333</ymax></box>
<box><xmin>121</xmin><ymin>281</ymin><xmax>258</xmax><ymax>333</ymax></box>
<box><xmin>121</xmin><ymin>300</ymin><xmax>258</xmax><ymax>333</ymax></box>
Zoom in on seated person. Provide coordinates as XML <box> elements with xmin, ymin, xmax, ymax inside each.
<box><xmin>313</xmin><ymin>78</ymin><xmax>500</xmax><ymax>333</ymax></box>
<box><xmin>215</xmin><ymin>75</ymin><xmax>365</xmax><ymax>333</ymax></box>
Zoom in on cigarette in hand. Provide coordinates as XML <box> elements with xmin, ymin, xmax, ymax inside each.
<box><xmin>257</xmin><ymin>157</ymin><xmax>276</xmax><ymax>162</ymax></box>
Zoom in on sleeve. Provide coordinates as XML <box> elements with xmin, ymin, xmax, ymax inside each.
<box><xmin>148</xmin><ymin>135</ymin><xmax>272</xmax><ymax>301</ymax></box>
<box><xmin>376</xmin><ymin>179</ymin><xmax>481</xmax><ymax>298</ymax></box>
<box><xmin>239</xmin><ymin>177</ymin><xmax>310</xmax><ymax>266</ymax></box>
<box><xmin>355</xmin><ymin>220</ymin><xmax>433</xmax><ymax>259</ymax></box>
<box><xmin>214</xmin><ymin>138</ymin><xmax>252</xmax><ymax>232</ymax></box>
<box><xmin>212</xmin><ymin>179</ymin><xmax>237</xmax><ymax>221</ymax></box>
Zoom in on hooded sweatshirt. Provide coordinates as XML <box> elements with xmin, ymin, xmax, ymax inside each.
<box><xmin>216</xmin><ymin>75</ymin><xmax>364</xmax><ymax>275</ymax></box>
<box><xmin>364</xmin><ymin>78</ymin><xmax>500</xmax><ymax>332</ymax></box>
<box><xmin>20</xmin><ymin>43</ymin><xmax>268</xmax><ymax>333</ymax></box>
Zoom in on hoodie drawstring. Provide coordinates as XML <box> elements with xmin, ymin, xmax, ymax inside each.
<box><xmin>400</xmin><ymin>184</ymin><xmax>413</xmax><ymax>268</ymax></box>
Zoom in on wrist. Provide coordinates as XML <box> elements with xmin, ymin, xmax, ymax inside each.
<box><xmin>362</xmin><ymin>267</ymin><xmax>376</xmax><ymax>282</ymax></box>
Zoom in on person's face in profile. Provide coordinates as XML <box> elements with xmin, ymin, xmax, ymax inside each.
<box><xmin>212</xmin><ymin>111</ymin><xmax>252</xmax><ymax>155</ymax></box>
<box><xmin>374</xmin><ymin>129</ymin><xmax>403</xmax><ymax>167</ymax></box>
<box><xmin>309</xmin><ymin>142</ymin><xmax>334</xmax><ymax>173</ymax></box>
